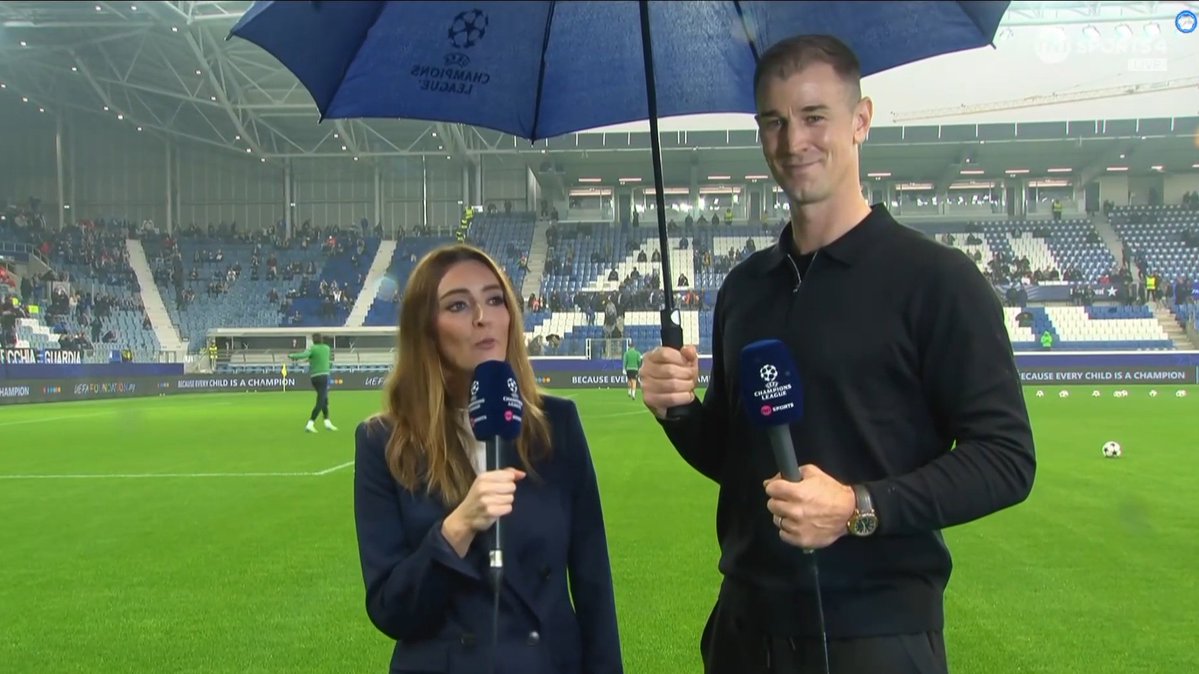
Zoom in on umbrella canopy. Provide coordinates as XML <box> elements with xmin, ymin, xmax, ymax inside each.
<box><xmin>229</xmin><ymin>0</ymin><xmax>1009</xmax><ymax>351</ymax></box>
<box><xmin>230</xmin><ymin>0</ymin><xmax>1008</xmax><ymax>139</ymax></box>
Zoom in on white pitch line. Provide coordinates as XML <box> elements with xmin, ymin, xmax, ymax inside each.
<box><xmin>0</xmin><ymin>471</ymin><xmax>317</xmax><ymax>480</ymax></box>
<box><xmin>313</xmin><ymin>460</ymin><xmax>354</xmax><ymax>476</ymax></box>
<box><xmin>0</xmin><ymin>462</ymin><xmax>356</xmax><ymax>480</ymax></box>
<box><xmin>586</xmin><ymin>410</ymin><xmax>651</xmax><ymax>420</ymax></box>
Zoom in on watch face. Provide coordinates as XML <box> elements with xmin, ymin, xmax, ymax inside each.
<box><xmin>852</xmin><ymin>514</ymin><xmax>878</xmax><ymax>536</ymax></box>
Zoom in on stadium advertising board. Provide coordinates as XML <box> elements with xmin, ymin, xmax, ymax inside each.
<box><xmin>1</xmin><ymin>354</ymin><xmax>1196</xmax><ymax>406</ymax></box>
<box><xmin>0</xmin><ymin>348</ymin><xmax>83</xmax><ymax>364</ymax></box>
<box><xmin>0</xmin><ymin>372</ymin><xmax>387</xmax><ymax>405</ymax></box>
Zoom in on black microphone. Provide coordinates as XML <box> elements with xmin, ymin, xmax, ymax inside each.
<box><xmin>467</xmin><ymin>359</ymin><xmax>524</xmax><ymax>585</ymax></box>
<box><xmin>737</xmin><ymin>339</ymin><xmax>831</xmax><ymax>674</ymax></box>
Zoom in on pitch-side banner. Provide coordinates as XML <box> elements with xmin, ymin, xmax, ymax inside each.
<box><xmin>0</xmin><ymin>372</ymin><xmax>387</xmax><ymax>405</ymax></box>
<box><xmin>0</xmin><ymin>358</ymin><xmax>1196</xmax><ymax>406</ymax></box>
<box><xmin>0</xmin><ymin>348</ymin><xmax>83</xmax><ymax>364</ymax></box>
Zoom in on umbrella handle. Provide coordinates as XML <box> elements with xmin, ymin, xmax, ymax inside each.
<box><xmin>659</xmin><ymin>309</ymin><xmax>691</xmax><ymax>420</ymax></box>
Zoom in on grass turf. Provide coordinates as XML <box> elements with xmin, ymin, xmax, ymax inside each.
<box><xmin>1</xmin><ymin>386</ymin><xmax>1195</xmax><ymax>673</ymax></box>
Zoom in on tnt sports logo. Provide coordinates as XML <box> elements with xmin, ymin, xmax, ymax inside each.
<box><xmin>760</xmin><ymin>404</ymin><xmax>773</xmax><ymax>417</ymax></box>
<box><xmin>1034</xmin><ymin>25</ymin><xmax>1169</xmax><ymax>67</ymax></box>
<box><xmin>759</xmin><ymin>364</ymin><xmax>778</xmax><ymax>385</ymax></box>
<box><xmin>449</xmin><ymin>9</ymin><xmax>488</xmax><ymax>49</ymax></box>
<box><xmin>471</xmin><ymin>380</ymin><xmax>480</xmax><ymax>396</ymax></box>
<box><xmin>507</xmin><ymin>377</ymin><xmax>518</xmax><ymax>394</ymax></box>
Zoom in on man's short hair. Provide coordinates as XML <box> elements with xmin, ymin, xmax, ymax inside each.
<box><xmin>753</xmin><ymin>34</ymin><xmax>862</xmax><ymax>106</ymax></box>
<box><xmin>312</xmin><ymin>333</ymin><xmax>322</xmax><ymax>344</ymax></box>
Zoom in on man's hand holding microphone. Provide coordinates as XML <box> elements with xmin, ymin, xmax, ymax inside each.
<box><xmin>639</xmin><ymin>341</ymin><xmax>854</xmax><ymax>551</ymax></box>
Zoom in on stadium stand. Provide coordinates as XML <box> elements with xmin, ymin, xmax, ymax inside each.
<box><xmin>42</xmin><ymin>220</ymin><xmax>161</xmax><ymax>359</ymax></box>
<box><xmin>146</xmin><ymin>225</ymin><xmax>376</xmax><ymax>349</ymax></box>
<box><xmin>362</xmin><ymin>235</ymin><xmax>456</xmax><ymax>327</ymax></box>
<box><xmin>1110</xmin><ymin>204</ymin><xmax>1199</xmax><ymax>280</ymax></box>
<box><xmin>468</xmin><ymin>212</ymin><xmax>536</xmax><ymax>293</ymax></box>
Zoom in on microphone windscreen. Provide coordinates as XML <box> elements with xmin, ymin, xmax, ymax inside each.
<box><xmin>468</xmin><ymin>360</ymin><xmax>524</xmax><ymax>441</ymax></box>
<box><xmin>737</xmin><ymin>339</ymin><xmax>804</xmax><ymax>426</ymax></box>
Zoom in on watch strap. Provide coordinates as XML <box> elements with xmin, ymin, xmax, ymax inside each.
<box><xmin>852</xmin><ymin>484</ymin><xmax>874</xmax><ymax>515</ymax></box>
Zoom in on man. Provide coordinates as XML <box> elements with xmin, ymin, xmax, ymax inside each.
<box><xmin>622</xmin><ymin>343</ymin><xmax>642</xmax><ymax>400</ymax></box>
<box><xmin>289</xmin><ymin>333</ymin><xmax>337</xmax><ymax>433</ymax></box>
<box><xmin>638</xmin><ymin>35</ymin><xmax>1035</xmax><ymax>673</ymax></box>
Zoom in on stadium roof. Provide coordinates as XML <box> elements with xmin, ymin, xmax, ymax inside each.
<box><xmin>0</xmin><ymin>1</ymin><xmax>1195</xmax><ymax>185</ymax></box>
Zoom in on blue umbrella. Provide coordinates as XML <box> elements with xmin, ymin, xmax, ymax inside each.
<box><xmin>229</xmin><ymin>0</ymin><xmax>1009</xmax><ymax>352</ymax></box>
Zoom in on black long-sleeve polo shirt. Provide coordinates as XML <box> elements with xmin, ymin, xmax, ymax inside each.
<box><xmin>659</xmin><ymin>204</ymin><xmax>1036</xmax><ymax>639</ymax></box>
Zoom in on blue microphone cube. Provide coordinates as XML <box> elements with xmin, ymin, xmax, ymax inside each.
<box><xmin>469</xmin><ymin>360</ymin><xmax>524</xmax><ymax>441</ymax></box>
<box><xmin>737</xmin><ymin>339</ymin><xmax>804</xmax><ymax>426</ymax></box>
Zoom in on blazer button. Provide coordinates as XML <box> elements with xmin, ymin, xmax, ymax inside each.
<box><xmin>526</xmin><ymin>631</ymin><xmax>540</xmax><ymax>646</ymax></box>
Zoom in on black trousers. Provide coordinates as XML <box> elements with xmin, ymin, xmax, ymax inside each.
<box><xmin>309</xmin><ymin>374</ymin><xmax>330</xmax><ymax>421</ymax></box>
<box><xmin>700</xmin><ymin>598</ymin><xmax>948</xmax><ymax>674</ymax></box>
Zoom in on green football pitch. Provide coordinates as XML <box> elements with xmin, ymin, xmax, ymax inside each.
<box><xmin>2</xmin><ymin>386</ymin><xmax>1196</xmax><ymax>673</ymax></box>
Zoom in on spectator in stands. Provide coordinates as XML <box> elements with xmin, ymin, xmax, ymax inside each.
<box><xmin>676</xmin><ymin>273</ymin><xmax>689</xmax><ymax>288</ymax></box>
<box><xmin>352</xmin><ymin>244</ymin><xmax>621</xmax><ymax>673</ymax></box>
<box><xmin>1040</xmin><ymin>330</ymin><xmax>1053</xmax><ymax>350</ymax></box>
<box><xmin>637</xmin><ymin>34</ymin><xmax>1033</xmax><ymax>672</ymax></box>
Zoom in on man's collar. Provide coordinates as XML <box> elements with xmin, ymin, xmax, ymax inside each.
<box><xmin>754</xmin><ymin>203</ymin><xmax>894</xmax><ymax>275</ymax></box>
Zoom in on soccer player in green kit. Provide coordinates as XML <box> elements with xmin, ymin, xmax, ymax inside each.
<box><xmin>623</xmin><ymin>343</ymin><xmax>642</xmax><ymax>400</ymax></box>
<box><xmin>289</xmin><ymin>333</ymin><xmax>337</xmax><ymax>433</ymax></box>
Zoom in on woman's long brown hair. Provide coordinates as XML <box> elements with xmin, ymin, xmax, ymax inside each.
<box><xmin>377</xmin><ymin>244</ymin><xmax>551</xmax><ymax>507</ymax></box>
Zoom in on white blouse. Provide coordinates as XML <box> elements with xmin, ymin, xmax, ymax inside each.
<box><xmin>457</xmin><ymin>408</ymin><xmax>487</xmax><ymax>474</ymax></box>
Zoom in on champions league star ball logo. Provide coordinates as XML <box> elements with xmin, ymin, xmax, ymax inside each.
<box><xmin>507</xmin><ymin>377</ymin><xmax>518</xmax><ymax>394</ymax></box>
<box><xmin>759</xmin><ymin>364</ymin><xmax>778</xmax><ymax>384</ymax></box>
<box><xmin>471</xmin><ymin>380</ymin><xmax>479</xmax><ymax>396</ymax></box>
<box><xmin>449</xmin><ymin>9</ymin><xmax>488</xmax><ymax>49</ymax></box>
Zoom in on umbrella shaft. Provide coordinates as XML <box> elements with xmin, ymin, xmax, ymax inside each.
<box><xmin>638</xmin><ymin>0</ymin><xmax>680</xmax><ymax>350</ymax></box>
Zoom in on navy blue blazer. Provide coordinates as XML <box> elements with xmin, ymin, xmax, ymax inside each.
<box><xmin>353</xmin><ymin>395</ymin><xmax>623</xmax><ymax>674</ymax></box>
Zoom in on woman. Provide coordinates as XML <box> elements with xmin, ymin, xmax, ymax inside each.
<box><xmin>353</xmin><ymin>244</ymin><xmax>623</xmax><ymax>674</ymax></box>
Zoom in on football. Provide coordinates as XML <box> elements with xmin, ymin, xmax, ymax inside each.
<box><xmin>1036</xmin><ymin>390</ymin><xmax>1045</xmax><ymax>397</ymax></box>
<box><xmin>1059</xmin><ymin>390</ymin><xmax>1070</xmax><ymax>398</ymax></box>
<box><xmin>1149</xmin><ymin>390</ymin><xmax>1158</xmax><ymax>397</ymax></box>
<box><xmin>1102</xmin><ymin>441</ymin><xmax>1122</xmax><ymax>458</ymax></box>
<box><xmin>1177</xmin><ymin>390</ymin><xmax>1189</xmax><ymax>398</ymax></box>
<box><xmin>1091</xmin><ymin>390</ymin><xmax>1101</xmax><ymax>397</ymax></box>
